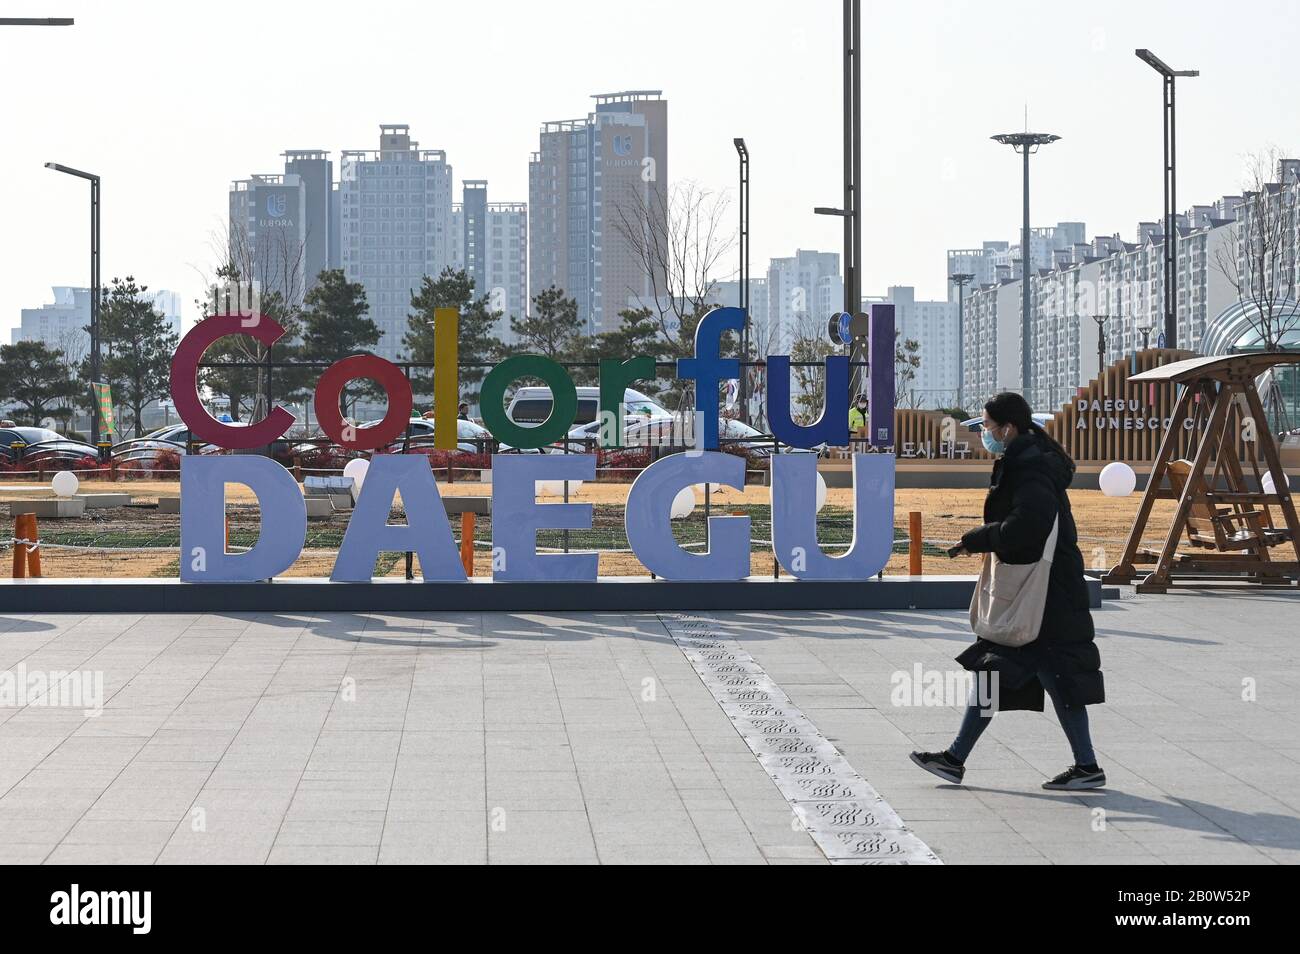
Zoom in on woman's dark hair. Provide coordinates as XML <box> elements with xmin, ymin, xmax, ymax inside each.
<box><xmin>984</xmin><ymin>391</ymin><xmax>1073</xmax><ymax>465</ymax></box>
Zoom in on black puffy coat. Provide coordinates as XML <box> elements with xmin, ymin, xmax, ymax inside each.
<box><xmin>956</xmin><ymin>430</ymin><xmax>1104</xmax><ymax>711</ymax></box>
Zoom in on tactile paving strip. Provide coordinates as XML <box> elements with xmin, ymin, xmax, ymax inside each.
<box><xmin>661</xmin><ymin>613</ymin><xmax>940</xmax><ymax>865</ymax></box>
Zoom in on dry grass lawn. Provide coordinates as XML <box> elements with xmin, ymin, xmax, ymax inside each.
<box><xmin>3</xmin><ymin>477</ymin><xmax>1183</xmax><ymax>579</ymax></box>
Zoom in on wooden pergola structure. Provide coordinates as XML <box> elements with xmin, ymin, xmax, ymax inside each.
<box><xmin>1104</xmin><ymin>353</ymin><xmax>1300</xmax><ymax>593</ymax></box>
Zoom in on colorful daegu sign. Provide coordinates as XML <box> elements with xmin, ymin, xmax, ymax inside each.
<box><xmin>170</xmin><ymin>305</ymin><xmax>898</xmax><ymax>584</ymax></box>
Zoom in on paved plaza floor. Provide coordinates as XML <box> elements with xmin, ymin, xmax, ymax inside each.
<box><xmin>0</xmin><ymin>588</ymin><xmax>1297</xmax><ymax>864</ymax></box>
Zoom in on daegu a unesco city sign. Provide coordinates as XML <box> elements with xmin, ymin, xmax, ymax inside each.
<box><xmin>169</xmin><ymin>305</ymin><xmax>898</xmax><ymax>585</ymax></box>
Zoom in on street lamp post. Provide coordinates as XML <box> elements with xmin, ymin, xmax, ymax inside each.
<box><xmin>949</xmin><ymin>272</ymin><xmax>975</xmax><ymax>412</ymax></box>
<box><xmin>45</xmin><ymin>163</ymin><xmax>102</xmax><ymax>447</ymax></box>
<box><xmin>1091</xmin><ymin>313</ymin><xmax>1114</xmax><ymax>381</ymax></box>
<box><xmin>1136</xmin><ymin>49</ymin><xmax>1198</xmax><ymax>351</ymax></box>
<box><xmin>734</xmin><ymin>138</ymin><xmax>750</xmax><ymax>423</ymax></box>
<box><xmin>992</xmin><ymin>131</ymin><xmax>1060</xmax><ymax>406</ymax></box>
<box><xmin>813</xmin><ymin>0</ymin><xmax>861</xmax><ymax>315</ymax></box>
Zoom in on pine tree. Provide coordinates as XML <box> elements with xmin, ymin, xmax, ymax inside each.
<box><xmin>300</xmin><ymin>269</ymin><xmax>379</xmax><ymax>417</ymax></box>
<box><xmin>510</xmin><ymin>286</ymin><xmax>581</xmax><ymax>360</ymax></box>
<box><xmin>0</xmin><ymin>340</ymin><xmax>81</xmax><ymax>426</ymax></box>
<box><xmin>98</xmin><ymin>277</ymin><xmax>180</xmax><ymax>437</ymax></box>
<box><xmin>404</xmin><ymin>267</ymin><xmax>504</xmax><ymax>404</ymax></box>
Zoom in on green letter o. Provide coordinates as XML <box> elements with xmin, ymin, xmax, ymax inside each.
<box><xmin>480</xmin><ymin>354</ymin><xmax>578</xmax><ymax>449</ymax></box>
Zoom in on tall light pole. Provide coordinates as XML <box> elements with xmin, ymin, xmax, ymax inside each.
<box><xmin>949</xmin><ymin>272</ymin><xmax>975</xmax><ymax>411</ymax></box>
<box><xmin>45</xmin><ymin>163</ymin><xmax>102</xmax><ymax>446</ymax></box>
<box><xmin>992</xmin><ymin>131</ymin><xmax>1060</xmax><ymax>403</ymax></box>
<box><xmin>1136</xmin><ymin>49</ymin><xmax>1198</xmax><ymax>351</ymax></box>
<box><xmin>814</xmin><ymin>0</ymin><xmax>861</xmax><ymax>315</ymax></box>
<box><xmin>734</xmin><ymin>138</ymin><xmax>750</xmax><ymax>423</ymax></box>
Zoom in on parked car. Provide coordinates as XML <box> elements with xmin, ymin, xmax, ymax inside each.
<box><xmin>0</xmin><ymin>427</ymin><xmax>98</xmax><ymax>465</ymax></box>
<box><xmin>506</xmin><ymin>386</ymin><xmax>672</xmax><ymax>428</ymax></box>
<box><xmin>289</xmin><ymin>417</ymin><xmax>492</xmax><ymax>458</ymax></box>
<box><xmin>112</xmin><ymin>422</ymin><xmax>252</xmax><ymax>467</ymax></box>
<box><xmin>959</xmin><ymin>413</ymin><xmax>1054</xmax><ymax>434</ymax></box>
<box><xmin>620</xmin><ymin>417</ymin><xmax>820</xmax><ymax>458</ymax></box>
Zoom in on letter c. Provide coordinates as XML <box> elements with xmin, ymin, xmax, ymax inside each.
<box><xmin>170</xmin><ymin>314</ymin><xmax>295</xmax><ymax>449</ymax></box>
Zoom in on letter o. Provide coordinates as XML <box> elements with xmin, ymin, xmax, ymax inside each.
<box><xmin>479</xmin><ymin>354</ymin><xmax>577</xmax><ymax>449</ymax></box>
<box><xmin>315</xmin><ymin>355</ymin><xmax>413</xmax><ymax>451</ymax></box>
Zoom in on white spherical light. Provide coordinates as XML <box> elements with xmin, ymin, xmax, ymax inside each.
<box><xmin>815</xmin><ymin>472</ymin><xmax>828</xmax><ymax>513</ymax></box>
<box><xmin>51</xmin><ymin>471</ymin><xmax>79</xmax><ymax>499</ymax></box>
<box><xmin>670</xmin><ymin>486</ymin><xmax>696</xmax><ymax>519</ymax></box>
<box><xmin>343</xmin><ymin>458</ymin><xmax>370</xmax><ymax>492</ymax></box>
<box><xmin>1099</xmin><ymin>461</ymin><xmax>1136</xmax><ymax>497</ymax></box>
<box><xmin>1262</xmin><ymin>471</ymin><xmax>1290</xmax><ymax>495</ymax></box>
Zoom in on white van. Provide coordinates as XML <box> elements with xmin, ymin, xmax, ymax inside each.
<box><xmin>506</xmin><ymin>386</ymin><xmax>671</xmax><ymax>428</ymax></box>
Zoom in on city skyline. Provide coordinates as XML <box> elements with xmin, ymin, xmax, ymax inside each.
<box><xmin>2</xmin><ymin>0</ymin><xmax>1297</xmax><ymax>345</ymax></box>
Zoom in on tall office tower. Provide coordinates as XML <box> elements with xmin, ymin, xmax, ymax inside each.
<box><xmin>281</xmin><ymin>150</ymin><xmax>336</xmax><ymax>284</ymax></box>
<box><xmin>228</xmin><ymin>172</ymin><xmax>308</xmax><ymax>306</ymax></box>
<box><xmin>338</xmin><ymin>124</ymin><xmax>454</xmax><ymax>359</ymax></box>
<box><xmin>529</xmin><ymin>90</ymin><xmax>667</xmax><ymax>334</ymax></box>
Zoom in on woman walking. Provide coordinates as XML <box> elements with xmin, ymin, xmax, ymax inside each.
<box><xmin>910</xmin><ymin>392</ymin><xmax>1106</xmax><ymax>790</ymax></box>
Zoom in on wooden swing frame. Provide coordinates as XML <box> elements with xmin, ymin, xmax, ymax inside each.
<box><xmin>1103</xmin><ymin>353</ymin><xmax>1300</xmax><ymax>593</ymax></box>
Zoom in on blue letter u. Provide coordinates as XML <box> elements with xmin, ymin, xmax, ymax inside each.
<box><xmin>766</xmin><ymin>354</ymin><xmax>850</xmax><ymax>448</ymax></box>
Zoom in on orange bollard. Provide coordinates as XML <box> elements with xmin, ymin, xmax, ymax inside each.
<box><xmin>12</xmin><ymin>515</ymin><xmax>28</xmax><ymax>579</ymax></box>
<box><xmin>460</xmin><ymin>511</ymin><xmax>476</xmax><ymax>577</ymax></box>
<box><xmin>24</xmin><ymin>514</ymin><xmax>40</xmax><ymax>578</ymax></box>
<box><xmin>909</xmin><ymin>511</ymin><xmax>922</xmax><ymax>576</ymax></box>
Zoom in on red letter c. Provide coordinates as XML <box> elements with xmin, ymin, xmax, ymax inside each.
<box><xmin>170</xmin><ymin>314</ymin><xmax>295</xmax><ymax>449</ymax></box>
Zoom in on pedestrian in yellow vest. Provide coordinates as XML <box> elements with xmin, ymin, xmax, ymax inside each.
<box><xmin>848</xmin><ymin>394</ymin><xmax>869</xmax><ymax>432</ymax></box>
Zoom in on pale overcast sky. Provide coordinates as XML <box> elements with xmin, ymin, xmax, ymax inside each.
<box><xmin>1</xmin><ymin>0</ymin><xmax>1295</xmax><ymax>339</ymax></box>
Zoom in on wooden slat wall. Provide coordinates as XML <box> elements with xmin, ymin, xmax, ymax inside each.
<box><xmin>836</xmin><ymin>349</ymin><xmax>1249</xmax><ymax>464</ymax></box>
<box><xmin>1042</xmin><ymin>348</ymin><xmax>1247</xmax><ymax>463</ymax></box>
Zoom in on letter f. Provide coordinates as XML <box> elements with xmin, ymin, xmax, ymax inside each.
<box><xmin>676</xmin><ymin>306</ymin><xmax>744</xmax><ymax>450</ymax></box>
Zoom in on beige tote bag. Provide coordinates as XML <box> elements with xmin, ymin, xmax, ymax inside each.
<box><xmin>969</xmin><ymin>516</ymin><xmax>1059</xmax><ymax>647</ymax></box>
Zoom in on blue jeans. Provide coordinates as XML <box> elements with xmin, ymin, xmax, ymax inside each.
<box><xmin>948</xmin><ymin>669</ymin><xmax>1096</xmax><ymax>766</ymax></box>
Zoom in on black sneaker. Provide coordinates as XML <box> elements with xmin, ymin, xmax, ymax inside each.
<box><xmin>1042</xmin><ymin>765</ymin><xmax>1106</xmax><ymax>790</ymax></box>
<box><xmin>910</xmin><ymin>750</ymin><xmax>965</xmax><ymax>785</ymax></box>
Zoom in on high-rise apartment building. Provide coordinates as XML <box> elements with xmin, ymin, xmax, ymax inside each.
<box><xmin>13</xmin><ymin>286</ymin><xmax>182</xmax><ymax>354</ymax></box>
<box><xmin>281</xmin><ymin>150</ymin><xmax>336</xmax><ymax>285</ymax></box>
<box><xmin>960</xmin><ymin>200</ymin><xmax>1242</xmax><ymax>411</ymax></box>
<box><xmin>228</xmin><ymin>173</ymin><xmax>308</xmax><ymax>306</ymax></box>
<box><xmin>765</xmin><ymin>250</ymin><xmax>842</xmax><ymax>352</ymax></box>
<box><xmin>450</xmin><ymin>181</ymin><xmax>528</xmax><ymax>343</ymax></box>
<box><xmin>338</xmin><ymin>124</ymin><xmax>454</xmax><ymax>359</ymax></box>
<box><xmin>229</xmin><ymin>150</ymin><xmax>338</xmax><ymax>306</ymax></box>
<box><xmin>529</xmin><ymin>91</ymin><xmax>668</xmax><ymax>334</ymax></box>
<box><xmin>865</xmin><ymin>286</ymin><xmax>959</xmax><ymax>408</ymax></box>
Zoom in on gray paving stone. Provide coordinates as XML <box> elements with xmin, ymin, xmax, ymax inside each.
<box><xmin>0</xmin><ymin>593</ymin><xmax>1294</xmax><ymax>864</ymax></box>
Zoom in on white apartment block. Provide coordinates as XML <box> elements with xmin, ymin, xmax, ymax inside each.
<box><xmin>961</xmin><ymin>204</ymin><xmax>1240</xmax><ymax>412</ymax></box>
<box><xmin>864</xmin><ymin>286</ymin><xmax>959</xmax><ymax>409</ymax></box>
<box><xmin>338</xmin><ymin>125</ymin><xmax>454</xmax><ymax>360</ymax></box>
<box><xmin>13</xmin><ymin>286</ymin><xmax>183</xmax><ymax>357</ymax></box>
<box><xmin>764</xmin><ymin>250</ymin><xmax>842</xmax><ymax>352</ymax></box>
<box><xmin>451</xmin><ymin>194</ymin><xmax>528</xmax><ymax>344</ymax></box>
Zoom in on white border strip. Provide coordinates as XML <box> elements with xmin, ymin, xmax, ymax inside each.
<box><xmin>661</xmin><ymin>613</ymin><xmax>940</xmax><ymax>865</ymax></box>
